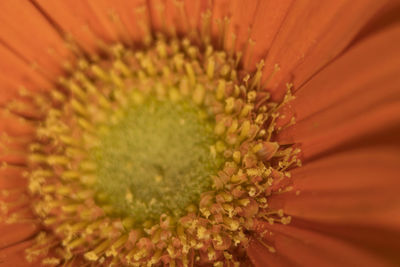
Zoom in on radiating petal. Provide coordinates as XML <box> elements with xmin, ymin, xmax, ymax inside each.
<box><xmin>244</xmin><ymin>0</ymin><xmax>293</xmax><ymax>70</ymax></box>
<box><xmin>257</xmin><ymin>22</ymin><xmax>400</xmax><ymax>267</ymax></box>
<box><xmin>147</xmin><ymin>0</ymin><xmax>170</xmax><ymax>33</ymax></box>
<box><xmin>278</xmin><ymin>24</ymin><xmax>400</xmax><ymax>159</ymax></box>
<box><xmin>269</xmin><ymin>146</ymin><xmax>400</xmax><ymax>228</ymax></box>
<box><xmin>101</xmin><ymin>0</ymin><xmax>151</xmax><ymax>43</ymax></box>
<box><xmin>0</xmin><ymin>45</ymin><xmax>52</xmax><ymax>104</ymax></box>
<box><xmin>147</xmin><ymin>0</ymin><xmax>183</xmax><ymax>35</ymax></box>
<box><xmin>252</xmin><ymin>0</ymin><xmax>395</xmax><ymax>95</ymax></box>
<box><xmin>247</xmin><ymin>238</ymin><xmax>293</xmax><ymax>267</ymax></box>
<box><xmin>0</xmin><ymin>240</ymin><xmax>37</xmax><ymax>267</ymax></box>
<box><xmin>0</xmin><ymin>167</ymin><xmax>26</xmax><ymax>190</ymax></box>
<box><xmin>33</xmin><ymin>0</ymin><xmax>101</xmax><ymax>53</ymax></box>
<box><xmin>290</xmin><ymin>1</ymin><xmax>400</xmax><ymax>92</ymax></box>
<box><xmin>209</xmin><ymin>0</ymin><xmax>232</xmax><ymax>43</ymax></box>
<box><xmin>182</xmin><ymin>0</ymin><xmax>212</xmax><ymax>32</ymax></box>
<box><xmin>0</xmin><ymin>1</ymin><xmax>72</xmax><ymax>77</ymax></box>
<box><xmin>248</xmin><ymin>219</ymin><xmax>397</xmax><ymax>266</ymax></box>
<box><xmin>0</xmin><ymin>223</ymin><xmax>38</xmax><ymax>251</ymax></box>
<box><xmin>0</xmin><ymin>111</ymin><xmax>35</xmax><ymax>137</ymax></box>
<box><xmin>225</xmin><ymin>0</ymin><xmax>263</xmax><ymax>55</ymax></box>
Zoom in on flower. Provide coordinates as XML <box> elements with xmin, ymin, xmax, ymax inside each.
<box><xmin>0</xmin><ymin>0</ymin><xmax>399</xmax><ymax>266</ymax></box>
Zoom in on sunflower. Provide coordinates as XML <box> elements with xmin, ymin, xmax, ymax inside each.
<box><xmin>0</xmin><ymin>0</ymin><xmax>399</xmax><ymax>266</ymax></box>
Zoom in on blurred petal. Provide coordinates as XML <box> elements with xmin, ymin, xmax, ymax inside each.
<box><xmin>0</xmin><ymin>111</ymin><xmax>35</xmax><ymax>137</ymax></box>
<box><xmin>251</xmin><ymin>0</ymin><xmax>395</xmax><ymax>95</ymax></box>
<box><xmin>212</xmin><ymin>0</ymin><xmax>259</xmax><ymax>55</ymax></box>
<box><xmin>33</xmin><ymin>0</ymin><xmax>101</xmax><ymax>53</ymax></box>
<box><xmin>0</xmin><ymin>1</ymin><xmax>72</xmax><ymax>77</ymax></box>
<box><xmin>247</xmin><ymin>238</ymin><xmax>293</xmax><ymax>267</ymax></box>
<box><xmin>103</xmin><ymin>0</ymin><xmax>151</xmax><ymax>43</ymax></box>
<box><xmin>255</xmin><ymin>17</ymin><xmax>400</xmax><ymax>267</ymax></box>
<box><xmin>182</xmin><ymin>0</ymin><xmax>212</xmax><ymax>32</ymax></box>
<box><xmin>270</xmin><ymin>146</ymin><xmax>400</xmax><ymax>227</ymax></box>
<box><xmin>248</xmin><ymin>220</ymin><xmax>396</xmax><ymax>267</ymax></box>
<box><xmin>33</xmin><ymin>0</ymin><xmax>152</xmax><ymax>51</ymax></box>
<box><xmin>39</xmin><ymin>0</ymin><xmax>118</xmax><ymax>42</ymax></box>
<box><xmin>0</xmin><ymin>240</ymin><xmax>37</xmax><ymax>267</ymax></box>
<box><xmin>76</xmin><ymin>0</ymin><xmax>151</xmax><ymax>45</ymax></box>
<box><xmin>291</xmin><ymin>1</ymin><xmax>400</xmax><ymax>92</ymax></box>
<box><xmin>278</xmin><ymin>24</ymin><xmax>400</xmax><ymax>158</ymax></box>
<box><xmin>209</xmin><ymin>0</ymin><xmax>231</xmax><ymax>42</ymax></box>
<box><xmin>147</xmin><ymin>0</ymin><xmax>170</xmax><ymax>33</ymax></box>
<box><xmin>0</xmin><ymin>45</ymin><xmax>51</xmax><ymax>104</ymax></box>
<box><xmin>0</xmin><ymin>223</ymin><xmax>38</xmax><ymax>250</ymax></box>
<box><xmin>244</xmin><ymin>0</ymin><xmax>293</xmax><ymax>70</ymax></box>
<box><xmin>148</xmin><ymin>0</ymin><xmax>190</xmax><ymax>35</ymax></box>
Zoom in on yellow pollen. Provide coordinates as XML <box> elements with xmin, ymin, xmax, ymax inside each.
<box><xmin>0</xmin><ymin>8</ymin><xmax>302</xmax><ymax>266</ymax></box>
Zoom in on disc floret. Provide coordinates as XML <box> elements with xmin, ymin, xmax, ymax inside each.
<box><xmin>11</xmin><ymin>35</ymin><xmax>302</xmax><ymax>266</ymax></box>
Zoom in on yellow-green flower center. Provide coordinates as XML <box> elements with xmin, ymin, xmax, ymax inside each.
<box><xmin>13</xmin><ymin>32</ymin><xmax>300</xmax><ymax>266</ymax></box>
<box><xmin>92</xmin><ymin>98</ymin><xmax>221</xmax><ymax>222</ymax></box>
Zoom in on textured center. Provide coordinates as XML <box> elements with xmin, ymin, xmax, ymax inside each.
<box><xmin>91</xmin><ymin>98</ymin><xmax>220</xmax><ymax>223</ymax></box>
<box><xmin>24</xmin><ymin>35</ymin><xmax>299</xmax><ymax>266</ymax></box>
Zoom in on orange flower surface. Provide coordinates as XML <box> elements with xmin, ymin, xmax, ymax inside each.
<box><xmin>0</xmin><ymin>1</ymin><xmax>399</xmax><ymax>266</ymax></box>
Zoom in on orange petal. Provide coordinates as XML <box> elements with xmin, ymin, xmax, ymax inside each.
<box><xmin>0</xmin><ymin>167</ymin><xmax>27</xmax><ymax>190</ymax></box>
<box><xmin>255</xmin><ymin>0</ymin><xmax>394</xmax><ymax>94</ymax></box>
<box><xmin>147</xmin><ymin>0</ymin><xmax>169</xmax><ymax>33</ymax></box>
<box><xmin>33</xmin><ymin>0</ymin><xmax>135</xmax><ymax>50</ymax></box>
<box><xmin>209</xmin><ymin>0</ymin><xmax>231</xmax><ymax>43</ymax></box>
<box><xmin>78</xmin><ymin>0</ymin><xmax>151</xmax><ymax>45</ymax></box>
<box><xmin>290</xmin><ymin>1</ymin><xmax>400</xmax><ymax>92</ymax></box>
<box><xmin>243</xmin><ymin>0</ymin><xmax>293</xmax><ymax>70</ymax></box>
<box><xmin>0</xmin><ymin>1</ymin><xmax>73</xmax><ymax>77</ymax></box>
<box><xmin>0</xmin><ymin>45</ymin><xmax>52</xmax><ymax>103</ymax></box>
<box><xmin>297</xmin><ymin>221</ymin><xmax>400</xmax><ymax>265</ymax></box>
<box><xmin>150</xmin><ymin>0</ymin><xmax>184</xmax><ymax>36</ymax></box>
<box><xmin>0</xmin><ymin>223</ymin><xmax>38</xmax><ymax>251</ymax></box>
<box><xmin>80</xmin><ymin>0</ymin><xmax>125</xmax><ymax>42</ymax></box>
<box><xmin>112</xmin><ymin>0</ymin><xmax>150</xmax><ymax>42</ymax></box>
<box><xmin>182</xmin><ymin>0</ymin><xmax>212</xmax><ymax>33</ymax></box>
<box><xmin>278</xmin><ymin>24</ymin><xmax>400</xmax><ymax>159</ymax></box>
<box><xmin>0</xmin><ymin>111</ymin><xmax>35</xmax><ymax>137</ymax></box>
<box><xmin>267</xmin><ymin>21</ymin><xmax>400</xmax><ymax>261</ymax></box>
<box><xmin>247</xmin><ymin>240</ymin><xmax>292</xmax><ymax>267</ymax></box>
<box><xmin>223</xmin><ymin>0</ymin><xmax>259</xmax><ymax>55</ymax></box>
<box><xmin>48</xmin><ymin>0</ymin><xmax>117</xmax><ymax>43</ymax></box>
<box><xmin>162</xmin><ymin>0</ymin><xmax>259</xmax><ymax>54</ymax></box>
<box><xmin>105</xmin><ymin>0</ymin><xmax>152</xmax><ymax>42</ymax></box>
<box><xmin>148</xmin><ymin>0</ymin><xmax>210</xmax><ymax>35</ymax></box>
<box><xmin>0</xmin><ymin>240</ymin><xmax>37</xmax><ymax>267</ymax></box>
<box><xmin>269</xmin><ymin>146</ymin><xmax>400</xmax><ymax>228</ymax></box>
<box><xmin>249</xmin><ymin>220</ymin><xmax>396</xmax><ymax>266</ymax></box>
<box><xmin>32</xmin><ymin>0</ymin><xmax>103</xmax><ymax>53</ymax></box>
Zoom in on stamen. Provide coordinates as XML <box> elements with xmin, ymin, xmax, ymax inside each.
<box><xmin>1</xmin><ymin>10</ymin><xmax>300</xmax><ymax>265</ymax></box>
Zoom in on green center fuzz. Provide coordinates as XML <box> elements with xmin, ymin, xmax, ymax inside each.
<box><xmin>90</xmin><ymin>98</ymin><xmax>221</xmax><ymax>224</ymax></box>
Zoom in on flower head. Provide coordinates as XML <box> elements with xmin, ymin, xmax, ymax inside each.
<box><xmin>0</xmin><ymin>1</ymin><xmax>399</xmax><ymax>266</ymax></box>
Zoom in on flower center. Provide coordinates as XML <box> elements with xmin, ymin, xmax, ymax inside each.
<box><xmin>92</xmin><ymin>98</ymin><xmax>220</xmax><ymax>222</ymax></box>
<box><xmin>11</xmin><ymin>33</ymin><xmax>301</xmax><ymax>266</ymax></box>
